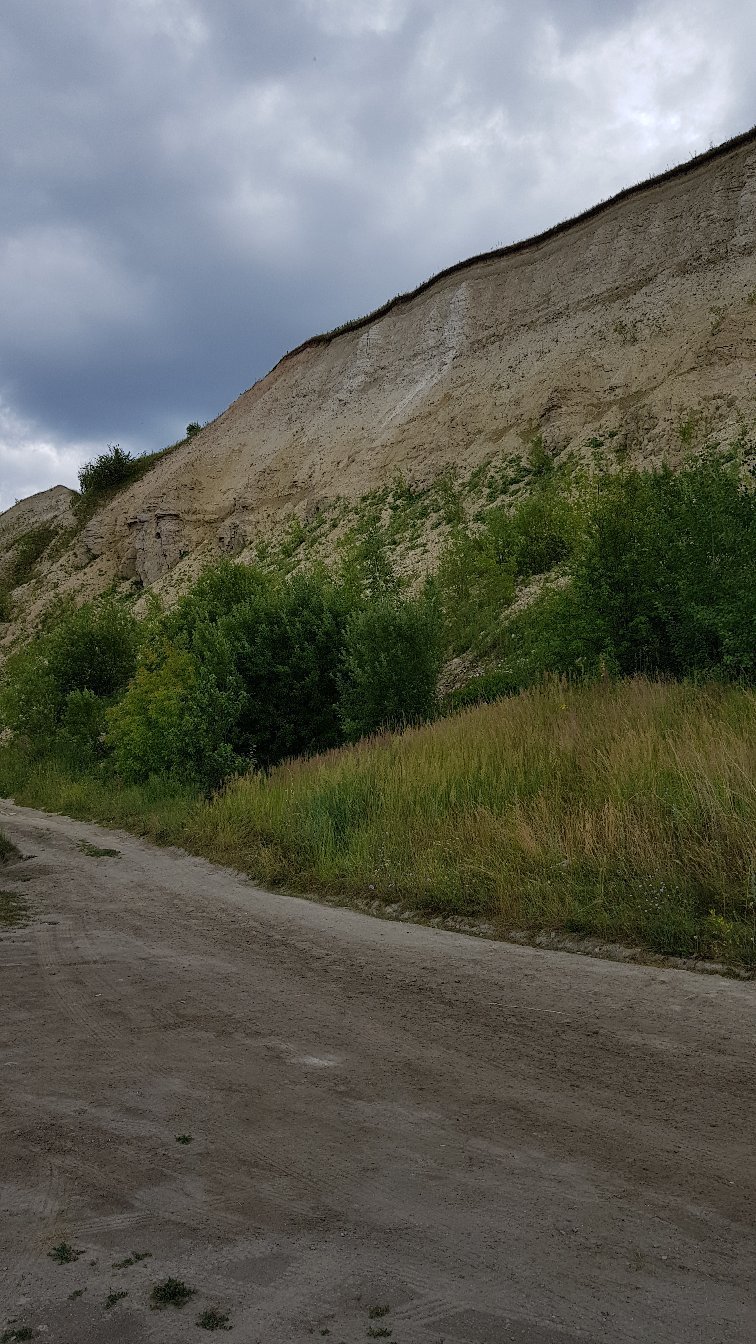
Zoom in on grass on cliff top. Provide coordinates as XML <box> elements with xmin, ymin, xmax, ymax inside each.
<box><xmin>0</xmin><ymin>677</ymin><xmax>754</xmax><ymax>969</ymax></box>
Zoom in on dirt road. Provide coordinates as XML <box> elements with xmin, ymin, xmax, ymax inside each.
<box><xmin>1</xmin><ymin>802</ymin><xmax>754</xmax><ymax>1343</ymax></box>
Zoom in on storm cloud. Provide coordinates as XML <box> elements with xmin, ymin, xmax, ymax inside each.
<box><xmin>1</xmin><ymin>0</ymin><xmax>753</xmax><ymax>507</ymax></box>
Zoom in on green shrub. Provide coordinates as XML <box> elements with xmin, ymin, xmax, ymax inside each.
<box><xmin>78</xmin><ymin>444</ymin><xmax>141</xmax><ymax>495</ymax></box>
<box><xmin>5</xmin><ymin>524</ymin><xmax>59</xmax><ymax>589</ymax></box>
<box><xmin>496</xmin><ymin>453</ymin><xmax>756</xmax><ymax>685</ymax></box>
<box><xmin>340</xmin><ymin>590</ymin><xmax>442</xmax><ymax>740</ymax></box>
<box><xmin>108</xmin><ymin>562</ymin><xmax>351</xmax><ymax>782</ymax></box>
<box><xmin>107</xmin><ymin>645</ymin><xmax>243</xmax><ymax>787</ymax></box>
<box><xmin>0</xmin><ymin>599</ymin><xmax>140</xmax><ymax>748</ymax></box>
<box><xmin>436</xmin><ymin>526</ymin><xmax>516</xmax><ymax>656</ymax></box>
<box><xmin>506</xmin><ymin>484</ymin><xmax>576</xmax><ymax>576</ymax></box>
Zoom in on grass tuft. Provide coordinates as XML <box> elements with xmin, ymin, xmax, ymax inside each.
<box><xmin>0</xmin><ymin>891</ymin><xmax>27</xmax><ymax>928</ymax></box>
<box><xmin>78</xmin><ymin>841</ymin><xmax>121</xmax><ymax>858</ymax></box>
<box><xmin>196</xmin><ymin>1308</ymin><xmax>232</xmax><ymax>1331</ymax></box>
<box><xmin>48</xmin><ymin>1242</ymin><xmax>82</xmax><ymax>1264</ymax></box>
<box><xmin>0</xmin><ymin>831</ymin><xmax>21</xmax><ymax>864</ymax></box>
<box><xmin>149</xmin><ymin>1278</ymin><xmax>196</xmax><ymax>1310</ymax></box>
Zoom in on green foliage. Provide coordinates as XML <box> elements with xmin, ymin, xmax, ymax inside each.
<box><xmin>107</xmin><ymin>645</ymin><xmax>243</xmax><ymax>788</ymax></box>
<box><xmin>0</xmin><ymin>830</ymin><xmax>21</xmax><ymax>864</ymax></box>
<box><xmin>340</xmin><ymin>590</ymin><xmax>442</xmax><ymax>740</ymax></box>
<box><xmin>196</xmin><ymin>1308</ymin><xmax>232</xmax><ymax>1331</ymax></box>
<box><xmin>186</xmin><ymin>421</ymin><xmax>202</xmax><ymax>438</ymax></box>
<box><xmin>505</xmin><ymin>484</ymin><xmax>576</xmax><ymax>576</ymax></box>
<box><xmin>436</xmin><ymin>525</ymin><xmax>516</xmax><ymax>656</ymax></box>
<box><xmin>108</xmin><ymin>562</ymin><xmax>351</xmax><ymax>783</ymax></box>
<box><xmin>149</xmin><ymin>1279</ymin><xmax>195</xmax><ymax>1311</ymax></box>
<box><xmin>58</xmin><ymin>689</ymin><xmax>109</xmax><ymax>766</ymax></box>
<box><xmin>5</xmin><ymin>524</ymin><xmax>58</xmax><ymax>589</ymax></box>
<box><xmin>78</xmin><ymin>444</ymin><xmax>140</xmax><ymax>495</ymax></box>
<box><xmin>74</xmin><ymin>439</ymin><xmax>186</xmax><ymax>521</ymax></box>
<box><xmin>0</xmin><ymin>599</ymin><xmax>139</xmax><ymax>748</ymax></box>
<box><xmin>497</xmin><ymin>453</ymin><xmax>756</xmax><ymax>686</ymax></box>
<box><xmin>339</xmin><ymin>507</ymin><xmax>400</xmax><ymax>600</ymax></box>
<box><xmin>0</xmin><ymin>523</ymin><xmax>59</xmax><ymax>619</ymax></box>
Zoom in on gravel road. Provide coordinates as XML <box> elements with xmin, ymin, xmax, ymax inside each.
<box><xmin>1</xmin><ymin>801</ymin><xmax>754</xmax><ymax>1343</ymax></box>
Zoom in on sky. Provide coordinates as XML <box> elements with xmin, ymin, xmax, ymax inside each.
<box><xmin>1</xmin><ymin>0</ymin><xmax>754</xmax><ymax>511</ymax></box>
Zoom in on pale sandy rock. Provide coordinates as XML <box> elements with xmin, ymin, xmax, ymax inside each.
<box><xmin>2</xmin><ymin>129</ymin><xmax>755</xmax><ymax>630</ymax></box>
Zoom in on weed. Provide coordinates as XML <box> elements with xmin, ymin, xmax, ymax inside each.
<box><xmin>78</xmin><ymin>841</ymin><xmax>121</xmax><ymax>858</ymax></box>
<box><xmin>104</xmin><ymin>1291</ymin><xmax>128</xmax><ymax>1310</ymax></box>
<box><xmin>150</xmin><ymin>1278</ymin><xmax>196</xmax><ymax>1310</ymax></box>
<box><xmin>368</xmin><ymin>1307</ymin><xmax>391</xmax><ymax>1319</ymax></box>
<box><xmin>678</xmin><ymin>412</ymin><xmax>698</xmax><ymax>446</ymax></box>
<box><xmin>0</xmin><ymin>891</ymin><xmax>27</xmax><ymax>928</ymax></box>
<box><xmin>3</xmin><ymin>524</ymin><xmax>58</xmax><ymax>591</ymax></box>
<box><xmin>0</xmin><ymin>831</ymin><xmax>21</xmax><ymax>864</ymax></box>
<box><xmin>367</xmin><ymin>1329</ymin><xmax>392</xmax><ymax>1339</ymax></box>
<box><xmin>175</xmin><ymin>1133</ymin><xmax>193</xmax><ymax>1144</ymax></box>
<box><xmin>48</xmin><ymin>1242</ymin><xmax>82</xmax><ymax>1264</ymax></box>
<box><xmin>67</xmin><ymin>1289</ymin><xmax>85</xmax><ymax>1300</ymax></box>
<box><xmin>612</xmin><ymin>318</ymin><xmax>638</xmax><ymax>345</ymax></box>
<box><xmin>196</xmin><ymin>1308</ymin><xmax>232</xmax><ymax>1330</ymax></box>
<box><xmin>709</xmin><ymin>304</ymin><xmax>726</xmax><ymax>335</ymax></box>
<box><xmin>1</xmin><ymin>1329</ymin><xmax>34</xmax><ymax>1342</ymax></box>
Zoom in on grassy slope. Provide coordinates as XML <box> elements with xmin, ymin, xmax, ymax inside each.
<box><xmin>1</xmin><ymin>677</ymin><xmax>754</xmax><ymax>969</ymax></box>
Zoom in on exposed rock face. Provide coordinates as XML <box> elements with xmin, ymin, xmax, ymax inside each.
<box><xmin>0</xmin><ymin>486</ymin><xmax>76</xmax><ymax>552</ymax></box>
<box><xmin>3</xmin><ymin>129</ymin><xmax>755</xmax><ymax>615</ymax></box>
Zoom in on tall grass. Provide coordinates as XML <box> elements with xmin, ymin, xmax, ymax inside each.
<box><xmin>2</xmin><ymin>678</ymin><xmax>753</xmax><ymax>967</ymax></box>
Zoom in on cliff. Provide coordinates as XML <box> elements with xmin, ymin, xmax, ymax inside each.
<box><xmin>2</xmin><ymin>127</ymin><xmax>755</xmax><ymax>629</ymax></box>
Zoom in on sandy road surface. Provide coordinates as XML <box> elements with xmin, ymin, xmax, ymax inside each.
<box><xmin>1</xmin><ymin>802</ymin><xmax>754</xmax><ymax>1344</ymax></box>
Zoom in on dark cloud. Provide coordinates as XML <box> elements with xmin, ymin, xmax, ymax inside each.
<box><xmin>1</xmin><ymin>0</ymin><xmax>753</xmax><ymax>507</ymax></box>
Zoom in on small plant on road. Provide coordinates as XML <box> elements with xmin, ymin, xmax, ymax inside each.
<box><xmin>104</xmin><ymin>1290</ymin><xmax>128</xmax><ymax>1310</ymax></box>
<box><xmin>78</xmin><ymin>841</ymin><xmax>121</xmax><ymax>858</ymax></box>
<box><xmin>48</xmin><ymin>1241</ymin><xmax>82</xmax><ymax>1264</ymax></box>
<box><xmin>150</xmin><ymin>1278</ymin><xmax>196</xmax><ymax>1310</ymax></box>
<box><xmin>0</xmin><ymin>831</ymin><xmax>20</xmax><ymax>863</ymax></box>
<box><xmin>0</xmin><ymin>891</ymin><xmax>27</xmax><ymax>928</ymax></box>
<box><xmin>175</xmin><ymin>1133</ymin><xmax>193</xmax><ymax>1144</ymax></box>
<box><xmin>196</xmin><ymin>1307</ymin><xmax>232</xmax><ymax>1330</ymax></box>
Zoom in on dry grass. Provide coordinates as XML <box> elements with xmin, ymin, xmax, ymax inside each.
<box><xmin>1</xmin><ymin>679</ymin><xmax>754</xmax><ymax>966</ymax></box>
<box><xmin>185</xmin><ymin>678</ymin><xmax>756</xmax><ymax>965</ymax></box>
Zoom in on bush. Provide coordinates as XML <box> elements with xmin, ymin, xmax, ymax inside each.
<box><xmin>340</xmin><ymin>590</ymin><xmax>442</xmax><ymax>740</ymax></box>
<box><xmin>108</xmin><ymin>562</ymin><xmax>351</xmax><ymax>783</ymax></box>
<box><xmin>107</xmin><ymin>646</ymin><xmax>243</xmax><ymax>788</ymax></box>
<box><xmin>436</xmin><ymin>526</ymin><xmax>515</xmax><ymax>656</ymax></box>
<box><xmin>0</xmin><ymin>599</ymin><xmax>140</xmax><ymax>748</ymax></box>
<box><xmin>497</xmin><ymin>454</ymin><xmax>756</xmax><ymax>685</ymax></box>
<box><xmin>78</xmin><ymin>444</ymin><xmax>141</xmax><ymax>496</ymax></box>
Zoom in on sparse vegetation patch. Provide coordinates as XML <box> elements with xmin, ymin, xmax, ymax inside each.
<box><xmin>48</xmin><ymin>1241</ymin><xmax>83</xmax><ymax>1264</ymax></box>
<box><xmin>196</xmin><ymin>1308</ymin><xmax>232</xmax><ymax>1330</ymax></box>
<box><xmin>150</xmin><ymin>1278</ymin><xmax>196</xmax><ymax>1310</ymax></box>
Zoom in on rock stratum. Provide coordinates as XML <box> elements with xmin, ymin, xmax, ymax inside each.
<box><xmin>2</xmin><ymin>127</ymin><xmax>755</xmax><ymax>629</ymax></box>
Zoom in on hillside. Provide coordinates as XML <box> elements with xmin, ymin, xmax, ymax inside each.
<box><xmin>1</xmin><ymin>127</ymin><xmax>755</xmax><ymax>637</ymax></box>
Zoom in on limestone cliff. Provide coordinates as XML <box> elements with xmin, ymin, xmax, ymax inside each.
<box><xmin>2</xmin><ymin>128</ymin><xmax>755</xmax><ymax>630</ymax></box>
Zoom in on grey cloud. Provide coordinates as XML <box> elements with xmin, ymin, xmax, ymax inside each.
<box><xmin>0</xmin><ymin>0</ymin><xmax>753</xmax><ymax>510</ymax></box>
